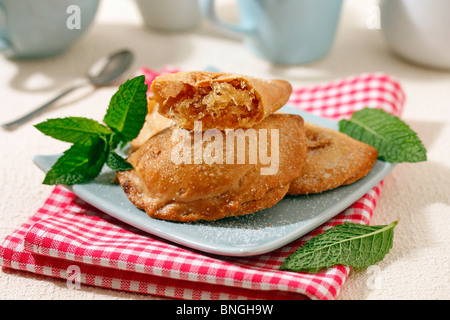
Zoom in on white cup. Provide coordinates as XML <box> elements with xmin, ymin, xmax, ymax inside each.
<box><xmin>0</xmin><ymin>0</ymin><xmax>99</xmax><ymax>59</ymax></box>
<box><xmin>380</xmin><ymin>0</ymin><xmax>450</xmax><ymax>70</ymax></box>
<box><xmin>135</xmin><ymin>0</ymin><xmax>201</xmax><ymax>31</ymax></box>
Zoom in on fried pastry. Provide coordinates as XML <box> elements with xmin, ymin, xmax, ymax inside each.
<box><xmin>130</xmin><ymin>99</ymin><xmax>173</xmax><ymax>152</ymax></box>
<box><xmin>150</xmin><ymin>71</ymin><xmax>292</xmax><ymax>131</ymax></box>
<box><xmin>117</xmin><ymin>114</ymin><xmax>308</xmax><ymax>222</ymax></box>
<box><xmin>288</xmin><ymin>122</ymin><xmax>378</xmax><ymax>195</ymax></box>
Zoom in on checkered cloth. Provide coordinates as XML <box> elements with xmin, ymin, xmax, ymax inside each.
<box><xmin>0</xmin><ymin>70</ymin><xmax>405</xmax><ymax>300</ymax></box>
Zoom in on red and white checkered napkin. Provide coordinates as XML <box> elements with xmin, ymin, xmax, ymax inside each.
<box><xmin>0</xmin><ymin>70</ymin><xmax>405</xmax><ymax>300</ymax></box>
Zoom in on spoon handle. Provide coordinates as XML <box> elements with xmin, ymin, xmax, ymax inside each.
<box><xmin>2</xmin><ymin>82</ymin><xmax>88</xmax><ymax>130</ymax></box>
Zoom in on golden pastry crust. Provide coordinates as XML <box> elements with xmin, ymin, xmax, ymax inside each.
<box><xmin>150</xmin><ymin>71</ymin><xmax>292</xmax><ymax>131</ymax></box>
<box><xmin>117</xmin><ymin>114</ymin><xmax>308</xmax><ymax>222</ymax></box>
<box><xmin>288</xmin><ymin>122</ymin><xmax>378</xmax><ymax>195</ymax></box>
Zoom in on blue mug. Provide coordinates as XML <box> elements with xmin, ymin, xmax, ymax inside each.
<box><xmin>199</xmin><ymin>0</ymin><xmax>343</xmax><ymax>65</ymax></box>
<box><xmin>0</xmin><ymin>0</ymin><xmax>99</xmax><ymax>59</ymax></box>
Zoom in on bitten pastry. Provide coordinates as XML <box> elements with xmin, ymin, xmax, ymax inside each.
<box><xmin>288</xmin><ymin>122</ymin><xmax>378</xmax><ymax>195</ymax></box>
<box><xmin>150</xmin><ymin>71</ymin><xmax>292</xmax><ymax>131</ymax></box>
<box><xmin>117</xmin><ymin>114</ymin><xmax>308</xmax><ymax>222</ymax></box>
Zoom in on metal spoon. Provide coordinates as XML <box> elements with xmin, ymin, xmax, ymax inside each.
<box><xmin>2</xmin><ymin>49</ymin><xmax>134</xmax><ymax>130</ymax></box>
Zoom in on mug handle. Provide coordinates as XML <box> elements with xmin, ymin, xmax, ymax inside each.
<box><xmin>198</xmin><ymin>0</ymin><xmax>256</xmax><ymax>38</ymax></box>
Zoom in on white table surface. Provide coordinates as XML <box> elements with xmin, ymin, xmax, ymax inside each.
<box><xmin>1</xmin><ymin>0</ymin><xmax>449</xmax><ymax>300</ymax></box>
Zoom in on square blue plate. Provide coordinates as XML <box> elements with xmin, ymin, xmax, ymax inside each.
<box><xmin>33</xmin><ymin>107</ymin><xmax>395</xmax><ymax>257</ymax></box>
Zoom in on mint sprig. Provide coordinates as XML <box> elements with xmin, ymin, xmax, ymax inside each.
<box><xmin>339</xmin><ymin>108</ymin><xmax>427</xmax><ymax>163</ymax></box>
<box><xmin>35</xmin><ymin>75</ymin><xmax>148</xmax><ymax>185</ymax></box>
<box><xmin>280</xmin><ymin>221</ymin><xmax>397</xmax><ymax>272</ymax></box>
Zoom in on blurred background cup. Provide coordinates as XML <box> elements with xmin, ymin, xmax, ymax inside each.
<box><xmin>199</xmin><ymin>0</ymin><xmax>343</xmax><ymax>65</ymax></box>
<box><xmin>0</xmin><ymin>0</ymin><xmax>99</xmax><ymax>59</ymax></box>
<box><xmin>135</xmin><ymin>0</ymin><xmax>201</xmax><ymax>32</ymax></box>
<box><xmin>380</xmin><ymin>0</ymin><xmax>450</xmax><ymax>70</ymax></box>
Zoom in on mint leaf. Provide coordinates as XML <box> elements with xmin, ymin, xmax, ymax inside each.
<box><xmin>339</xmin><ymin>108</ymin><xmax>427</xmax><ymax>163</ymax></box>
<box><xmin>35</xmin><ymin>117</ymin><xmax>111</xmax><ymax>145</ymax></box>
<box><xmin>103</xmin><ymin>75</ymin><xmax>148</xmax><ymax>142</ymax></box>
<box><xmin>280</xmin><ymin>221</ymin><xmax>397</xmax><ymax>272</ymax></box>
<box><xmin>106</xmin><ymin>150</ymin><xmax>133</xmax><ymax>171</ymax></box>
<box><xmin>43</xmin><ymin>137</ymin><xmax>107</xmax><ymax>185</ymax></box>
<box><xmin>35</xmin><ymin>75</ymin><xmax>150</xmax><ymax>185</ymax></box>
